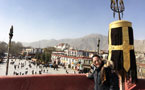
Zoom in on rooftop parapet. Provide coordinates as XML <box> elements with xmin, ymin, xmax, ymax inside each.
<box><xmin>0</xmin><ymin>74</ymin><xmax>145</xmax><ymax>90</ymax></box>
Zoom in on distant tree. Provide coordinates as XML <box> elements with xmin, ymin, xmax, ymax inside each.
<box><xmin>44</xmin><ymin>47</ymin><xmax>56</xmax><ymax>53</ymax></box>
<box><xmin>10</xmin><ymin>42</ymin><xmax>23</xmax><ymax>57</ymax></box>
<box><xmin>45</xmin><ymin>52</ymin><xmax>51</xmax><ymax>63</ymax></box>
<box><xmin>41</xmin><ymin>47</ymin><xmax>56</xmax><ymax>63</ymax></box>
<box><xmin>35</xmin><ymin>53</ymin><xmax>41</xmax><ymax>60</ymax></box>
<box><xmin>41</xmin><ymin>53</ymin><xmax>45</xmax><ymax>61</ymax></box>
<box><xmin>0</xmin><ymin>42</ymin><xmax>7</xmax><ymax>58</ymax></box>
<box><xmin>34</xmin><ymin>47</ymin><xmax>56</xmax><ymax>63</ymax></box>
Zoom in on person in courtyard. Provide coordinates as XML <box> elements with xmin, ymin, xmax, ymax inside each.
<box><xmin>53</xmin><ymin>60</ymin><xmax>56</xmax><ymax>70</ymax></box>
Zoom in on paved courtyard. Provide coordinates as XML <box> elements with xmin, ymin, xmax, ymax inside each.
<box><xmin>0</xmin><ymin>59</ymin><xmax>78</xmax><ymax>76</ymax></box>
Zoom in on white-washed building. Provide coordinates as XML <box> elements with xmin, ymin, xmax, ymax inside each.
<box><xmin>54</xmin><ymin>43</ymin><xmax>70</xmax><ymax>51</ymax></box>
<box><xmin>51</xmin><ymin>53</ymin><xmax>92</xmax><ymax>70</ymax></box>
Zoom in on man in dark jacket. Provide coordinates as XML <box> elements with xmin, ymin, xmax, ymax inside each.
<box><xmin>86</xmin><ymin>55</ymin><xmax>119</xmax><ymax>90</ymax></box>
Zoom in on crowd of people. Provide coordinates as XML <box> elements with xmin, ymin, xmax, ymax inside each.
<box><xmin>8</xmin><ymin>59</ymin><xmax>78</xmax><ymax>76</ymax></box>
<box><xmin>11</xmin><ymin>60</ymin><xmax>49</xmax><ymax>76</ymax></box>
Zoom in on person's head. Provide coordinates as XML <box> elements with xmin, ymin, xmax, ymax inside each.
<box><xmin>92</xmin><ymin>55</ymin><xmax>102</xmax><ymax>67</ymax></box>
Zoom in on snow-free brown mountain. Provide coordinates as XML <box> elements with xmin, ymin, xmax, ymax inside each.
<box><xmin>22</xmin><ymin>33</ymin><xmax>145</xmax><ymax>52</ymax></box>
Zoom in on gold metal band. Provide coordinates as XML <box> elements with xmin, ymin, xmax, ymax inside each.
<box><xmin>108</xmin><ymin>21</ymin><xmax>133</xmax><ymax>72</ymax></box>
<box><xmin>109</xmin><ymin>20</ymin><xmax>132</xmax><ymax>28</ymax></box>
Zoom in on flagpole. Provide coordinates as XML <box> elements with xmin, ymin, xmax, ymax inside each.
<box><xmin>97</xmin><ymin>38</ymin><xmax>100</xmax><ymax>55</ymax></box>
<box><xmin>6</xmin><ymin>25</ymin><xmax>13</xmax><ymax>75</ymax></box>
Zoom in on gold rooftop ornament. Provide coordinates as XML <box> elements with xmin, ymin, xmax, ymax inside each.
<box><xmin>108</xmin><ymin>0</ymin><xmax>137</xmax><ymax>89</ymax></box>
<box><xmin>110</xmin><ymin>0</ymin><xmax>125</xmax><ymax>20</ymax></box>
<box><xmin>108</xmin><ymin>20</ymin><xmax>134</xmax><ymax>72</ymax></box>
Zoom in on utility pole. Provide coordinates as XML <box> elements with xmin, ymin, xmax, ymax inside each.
<box><xmin>97</xmin><ymin>38</ymin><xmax>100</xmax><ymax>55</ymax></box>
<box><xmin>6</xmin><ymin>25</ymin><xmax>13</xmax><ymax>75</ymax></box>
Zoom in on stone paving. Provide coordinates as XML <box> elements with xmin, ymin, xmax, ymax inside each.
<box><xmin>0</xmin><ymin>59</ymin><xmax>78</xmax><ymax>76</ymax></box>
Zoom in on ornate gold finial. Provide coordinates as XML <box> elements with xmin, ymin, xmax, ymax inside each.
<box><xmin>110</xmin><ymin>0</ymin><xmax>125</xmax><ymax>20</ymax></box>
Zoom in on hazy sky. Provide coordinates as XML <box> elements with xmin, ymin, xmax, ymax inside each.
<box><xmin>0</xmin><ymin>0</ymin><xmax>145</xmax><ymax>42</ymax></box>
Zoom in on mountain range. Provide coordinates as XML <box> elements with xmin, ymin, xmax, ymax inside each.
<box><xmin>22</xmin><ymin>33</ymin><xmax>145</xmax><ymax>52</ymax></box>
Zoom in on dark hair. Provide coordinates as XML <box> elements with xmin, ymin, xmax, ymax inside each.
<box><xmin>92</xmin><ymin>54</ymin><xmax>100</xmax><ymax>58</ymax></box>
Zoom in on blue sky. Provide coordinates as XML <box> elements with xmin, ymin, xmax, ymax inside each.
<box><xmin>0</xmin><ymin>0</ymin><xmax>145</xmax><ymax>42</ymax></box>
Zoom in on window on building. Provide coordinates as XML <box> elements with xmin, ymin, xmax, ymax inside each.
<box><xmin>85</xmin><ymin>60</ymin><xmax>89</xmax><ymax>64</ymax></box>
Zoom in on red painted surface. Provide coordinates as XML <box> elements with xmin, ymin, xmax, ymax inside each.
<box><xmin>124</xmin><ymin>79</ymin><xmax>145</xmax><ymax>90</ymax></box>
<box><xmin>131</xmin><ymin>79</ymin><xmax>145</xmax><ymax>90</ymax></box>
<box><xmin>0</xmin><ymin>74</ymin><xmax>145</xmax><ymax>90</ymax></box>
<box><xmin>0</xmin><ymin>74</ymin><xmax>94</xmax><ymax>90</ymax></box>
